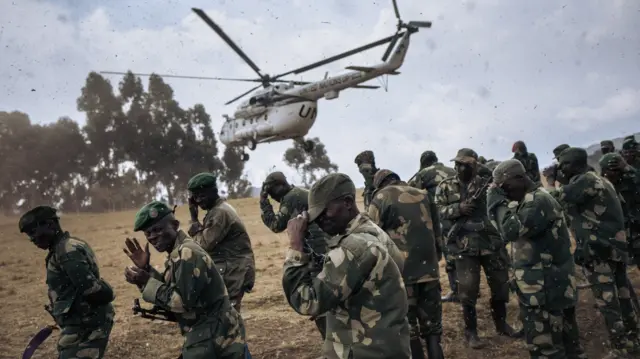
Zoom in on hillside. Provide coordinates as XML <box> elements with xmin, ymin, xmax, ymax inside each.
<box><xmin>585</xmin><ymin>132</ymin><xmax>639</xmax><ymax>171</ymax></box>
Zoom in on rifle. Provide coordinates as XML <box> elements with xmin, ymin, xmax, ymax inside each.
<box><xmin>132</xmin><ymin>298</ymin><xmax>178</xmax><ymax>322</ymax></box>
<box><xmin>446</xmin><ymin>177</ymin><xmax>493</xmax><ymax>240</ymax></box>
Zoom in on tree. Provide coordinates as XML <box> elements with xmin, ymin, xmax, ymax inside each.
<box><xmin>221</xmin><ymin>147</ymin><xmax>253</xmax><ymax>199</ymax></box>
<box><xmin>283</xmin><ymin>137</ymin><xmax>338</xmax><ymax>187</ymax></box>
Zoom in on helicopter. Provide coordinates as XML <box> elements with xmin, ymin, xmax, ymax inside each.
<box><xmin>101</xmin><ymin>0</ymin><xmax>431</xmax><ymax>161</ymax></box>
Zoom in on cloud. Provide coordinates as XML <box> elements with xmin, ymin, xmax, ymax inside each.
<box><xmin>1</xmin><ymin>0</ymin><xmax>639</xmax><ymax>186</ymax></box>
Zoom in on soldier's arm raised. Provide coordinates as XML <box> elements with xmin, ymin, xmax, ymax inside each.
<box><xmin>282</xmin><ymin>244</ymin><xmax>376</xmax><ymax>317</ymax></box>
<box><xmin>260</xmin><ymin>197</ymin><xmax>291</xmax><ymax>233</ymax></box>
<box><xmin>550</xmin><ymin>175</ymin><xmax>594</xmax><ymax>206</ymax></box>
<box><xmin>489</xmin><ymin>190</ymin><xmax>549</xmax><ymax>242</ymax></box>
<box><xmin>434</xmin><ymin>182</ymin><xmax>462</xmax><ymax>220</ymax></box>
<box><xmin>196</xmin><ymin>210</ymin><xmax>231</xmax><ymax>252</ymax></box>
<box><xmin>59</xmin><ymin>246</ymin><xmax>114</xmax><ymax>305</ymax></box>
<box><xmin>141</xmin><ymin>246</ymin><xmax>208</xmax><ymax>313</ymax></box>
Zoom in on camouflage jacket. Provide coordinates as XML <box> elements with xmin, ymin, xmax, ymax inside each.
<box><xmin>260</xmin><ymin>186</ymin><xmax>329</xmax><ymax>258</ymax></box>
<box><xmin>435</xmin><ymin>175</ymin><xmax>501</xmax><ymax>256</ymax></box>
<box><xmin>407</xmin><ymin>162</ymin><xmax>455</xmax><ymax>196</ymax></box>
<box><xmin>477</xmin><ymin>163</ymin><xmax>493</xmax><ymax>179</ymax></box>
<box><xmin>142</xmin><ymin>230</ymin><xmax>241</xmax><ymax>336</ymax></box>
<box><xmin>609</xmin><ymin>168</ymin><xmax>640</xmax><ymax>230</ymax></box>
<box><xmin>513</xmin><ymin>152</ymin><xmax>541</xmax><ymax>185</ymax></box>
<box><xmin>487</xmin><ymin>187</ymin><xmax>577</xmax><ymax>311</ymax></box>
<box><xmin>549</xmin><ymin>171</ymin><xmax>628</xmax><ymax>262</ymax></box>
<box><xmin>368</xmin><ymin>183</ymin><xmax>442</xmax><ymax>284</ymax></box>
<box><xmin>282</xmin><ymin>214</ymin><xmax>410</xmax><ymax>359</ymax></box>
<box><xmin>358</xmin><ymin>163</ymin><xmax>378</xmax><ymax>206</ymax></box>
<box><xmin>45</xmin><ymin>232</ymin><xmax>115</xmax><ymax>327</ymax></box>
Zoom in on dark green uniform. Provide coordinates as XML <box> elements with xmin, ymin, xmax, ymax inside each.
<box><xmin>550</xmin><ymin>169</ymin><xmax>637</xmax><ymax>353</ymax></box>
<box><xmin>192</xmin><ymin>198</ymin><xmax>256</xmax><ymax>313</ymax></box>
<box><xmin>488</xmin><ymin>165</ymin><xmax>585</xmax><ymax>358</ymax></box>
<box><xmin>259</xmin><ymin>185</ymin><xmax>329</xmax><ymax>340</ymax></box>
<box><xmin>141</xmin><ymin>231</ymin><xmax>247</xmax><ymax>358</ymax></box>
<box><xmin>45</xmin><ymin>233</ymin><xmax>115</xmax><ymax>359</ymax></box>
<box><xmin>368</xmin><ymin>180</ymin><xmax>444</xmax><ymax>357</ymax></box>
<box><xmin>513</xmin><ymin>152</ymin><xmax>541</xmax><ymax>186</ymax></box>
<box><xmin>359</xmin><ymin>163</ymin><xmax>378</xmax><ymax>211</ymax></box>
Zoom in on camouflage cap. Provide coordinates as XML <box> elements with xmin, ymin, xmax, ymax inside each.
<box><xmin>18</xmin><ymin>205</ymin><xmax>59</xmax><ymax>233</ymax></box>
<box><xmin>492</xmin><ymin>159</ymin><xmax>526</xmax><ymax>186</ymax></box>
<box><xmin>552</xmin><ymin>144</ymin><xmax>570</xmax><ymax>159</ymax></box>
<box><xmin>557</xmin><ymin>147</ymin><xmax>588</xmax><ymax>166</ymax></box>
<box><xmin>598</xmin><ymin>152</ymin><xmax>623</xmax><ymax>170</ymax></box>
<box><xmin>354</xmin><ymin>150</ymin><xmax>375</xmax><ymax>165</ymax></box>
<box><xmin>134</xmin><ymin>201</ymin><xmax>175</xmax><ymax>232</ymax></box>
<box><xmin>307</xmin><ymin>173</ymin><xmax>356</xmax><ymax>223</ymax></box>
<box><xmin>600</xmin><ymin>140</ymin><xmax>614</xmax><ymax>147</ymax></box>
<box><xmin>451</xmin><ymin>148</ymin><xmax>478</xmax><ymax>164</ymax></box>
<box><xmin>420</xmin><ymin>150</ymin><xmax>437</xmax><ymax>164</ymax></box>
<box><xmin>622</xmin><ymin>136</ymin><xmax>638</xmax><ymax>150</ymax></box>
<box><xmin>372</xmin><ymin>169</ymin><xmax>400</xmax><ymax>189</ymax></box>
<box><xmin>624</xmin><ymin>135</ymin><xmax>637</xmax><ymax>143</ymax></box>
<box><xmin>187</xmin><ymin>172</ymin><xmax>217</xmax><ymax>191</ymax></box>
<box><xmin>264</xmin><ymin>171</ymin><xmax>287</xmax><ymax>186</ymax></box>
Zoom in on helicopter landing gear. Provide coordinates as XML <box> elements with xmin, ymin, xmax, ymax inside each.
<box><xmin>247</xmin><ymin>139</ymin><xmax>257</xmax><ymax>151</ymax></box>
<box><xmin>295</xmin><ymin>137</ymin><xmax>315</xmax><ymax>153</ymax></box>
<box><xmin>241</xmin><ymin>152</ymin><xmax>250</xmax><ymax>161</ymax></box>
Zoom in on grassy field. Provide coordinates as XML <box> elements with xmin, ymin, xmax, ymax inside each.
<box><xmin>0</xmin><ymin>191</ymin><xmax>634</xmax><ymax>358</ymax></box>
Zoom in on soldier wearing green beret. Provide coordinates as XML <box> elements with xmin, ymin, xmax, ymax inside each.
<box><xmin>487</xmin><ymin>160</ymin><xmax>586</xmax><ymax>359</ymax></box>
<box><xmin>600</xmin><ymin>153</ymin><xmax>640</xmax><ymax>269</ymax></box>
<box><xmin>282</xmin><ymin>173</ymin><xmax>411</xmax><ymax>359</ymax></box>
<box><xmin>186</xmin><ymin>172</ymin><xmax>256</xmax><ymax>313</ymax></box>
<box><xmin>354</xmin><ymin>150</ymin><xmax>379</xmax><ymax>212</ymax></box>
<box><xmin>601</xmin><ymin>140</ymin><xmax>617</xmax><ymax>155</ymax></box>
<box><xmin>19</xmin><ymin>206</ymin><xmax>115</xmax><ymax>359</ymax></box>
<box><xmin>258</xmin><ymin>171</ymin><xmax>329</xmax><ymax>341</ymax></box>
<box><xmin>123</xmin><ymin>201</ymin><xmax>248</xmax><ymax>359</ymax></box>
<box><xmin>369</xmin><ymin>169</ymin><xmax>445</xmax><ymax>359</ymax></box>
<box><xmin>512</xmin><ymin>140</ymin><xmax>541</xmax><ymax>187</ymax></box>
<box><xmin>550</xmin><ymin>147</ymin><xmax>639</xmax><ymax>356</ymax></box>
<box><xmin>621</xmin><ymin>135</ymin><xmax>640</xmax><ymax>172</ymax></box>
<box><xmin>435</xmin><ymin>148</ymin><xmax>521</xmax><ymax>349</ymax></box>
<box><xmin>408</xmin><ymin>151</ymin><xmax>460</xmax><ymax>303</ymax></box>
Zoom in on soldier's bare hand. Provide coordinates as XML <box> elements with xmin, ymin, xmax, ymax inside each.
<box><xmin>123</xmin><ymin>237</ymin><xmax>150</xmax><ymax>269</ymax></box>
<box><xmin>188</xmin><ymin>222</ymin><xmax>202</xmax><ymax>237</ymax></box>
<box><xmin>287</xmin><ymin>212</ymin><xmax>308</xmax><ymax>252</ymax></box>
<box><xmin>459</xmin><ymin>202</ymin><xmax>475</xmax><ymax>215</ymax></box>
<box><xmin>124</xmin><ymin>265</ymin><xmax>150</xmax><ymax>286</ymax></box>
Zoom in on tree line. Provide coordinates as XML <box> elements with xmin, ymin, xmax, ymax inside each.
<box><xmin>0</xmin><ymin>71</ymin><xmax>337</xmax><ymax>214</ymax></box>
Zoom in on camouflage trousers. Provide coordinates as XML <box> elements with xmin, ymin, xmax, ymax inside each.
<box><xmin>520</xmin><ymin>305</ymin><xmax>586</xmax><ymax>359</ymax></box>
<box><xmin>215</xmin><ymin>256</ymin><xmax>255</xmax><ymax>313</ymax></box>
<box><xmin>456</xmin><ymin>253</ymin><xmax>510</xmax><ymax>306</ymax></box>
<box><xmin>182</xmin><ymin>311</ymin><xmax>247</xmax><ymax>359</ymax></box>
<box><xmin>583</xmin><ymin>259</ymin><xmax>639</xmax><ymax>350</ymax></box>
<box><xmin>57</xmin><ymin>319</ymin><xmax>114</xmax><ymax>359</ymax></box>
<box><xmin>406</xmin><ymin>280</ymin><xmax>442</xmax><ymax>338</ymax></box>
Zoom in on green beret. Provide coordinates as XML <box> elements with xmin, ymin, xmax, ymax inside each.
<box><xmin>492</xmin><ymin>159</ymin><xmax>526</xmax><ymax>186</ymax></box>
<box><xmin>264</xmin><ymin>171</ymin><xmax>287</xmax><ymax>186</ymax></box>
<box><xmin>558</xmin><ymin>147</ymin><xmax>588</xmax><ymax>165</ymax></box>
<box><xmin>187</xmin><ymin>172</ymin><xmax>217</xmax><ymax>191</ymax></box>
<box><xmin>451</xmin><ymin>148</ymin><xmax>478</xmax><ymax>164</ymax></box>
<box><xmin>373</xmin><ymin>169</ymin><xmax>399</xmax><ymax>189</ymax></box>
<box><xmin>18</xmin><ymin>205</ymin><xmax>59</xmax><ymax>233</ymax></box>
<box><xmin>134</xmin><ymin>201</ymin><xmax>174</xmax><ymax>232</ymax></box>
<box><xmin>552</xmin><ymin>144</ymin><xmax>570</xmax><ymax>159</ymax></box>
<box><xmin>308</xmin><ymin>173</ymin><xmax>356</xmax><ymax>223</ymax></box>
<box><xmin>599</xmin><ymin>152</ymin><xmax>623</xmax><ymax>170</ymax></box>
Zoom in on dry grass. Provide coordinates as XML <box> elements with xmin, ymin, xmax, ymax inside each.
<box><xmin>0</xmin><ymin>191</ymin><xmax>633</xmax><ymax>358</ymax></box>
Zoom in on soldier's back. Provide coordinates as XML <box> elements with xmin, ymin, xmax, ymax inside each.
<box><xmin>204</xmin><ymin>199</ymin><xmax>254</xmax><ymax>258</ymax></box>
<box><xmin>412</xmin><ymin>163</ymin><xmax>455</xmax><ymax>195</ymax></box>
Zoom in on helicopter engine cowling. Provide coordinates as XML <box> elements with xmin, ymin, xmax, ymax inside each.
<box><xmin>324</xmin><ymin>90</ymin><xmax>339</xmax><ymax>100</ymax></box>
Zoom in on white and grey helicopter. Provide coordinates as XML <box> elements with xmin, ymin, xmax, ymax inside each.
<box><xmin>102</xmin><ymin>0</ymin><xmax>431</xmax><ymax>161</ymax></box>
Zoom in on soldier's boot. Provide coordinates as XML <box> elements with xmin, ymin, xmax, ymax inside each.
<box><xmin>441</xmin><ymin>272</ymin><xmax>459</xmax><ymax>303</ymax></box>
<box><xmin>409</xmin><ymin>337</ymin><xmax>426</xmax><ymax>359</ymax></box>
<box><xmin>425</xmin><ymin>335</ymin><xmax>445</xmax><ymax>359</ymax></box>
<box><xmin>490</xmin><ymin>300</ymin><xmax>524</xmax><ymax>338</ymax></box>
<box><xmin>462</xmin><ymin>305</ymin><xmax>485</xmax><ymax>349</ymax></box>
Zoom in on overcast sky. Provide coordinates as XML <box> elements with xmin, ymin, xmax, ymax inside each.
<box><xmin>1</xmin><ymin>0</ymin><xmax>639</xmax><ymax>187</ymax></box>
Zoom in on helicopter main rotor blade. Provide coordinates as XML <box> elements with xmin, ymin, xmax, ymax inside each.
<box><xmin>381</xmin><ymin>33</ymin><xmax>400</xmax><ymax>62</ymax></box>
<box><xmin>225</xmin><ymin>84</ymin><xmax>262</xmax><ymax>105</ymax></box>
<box><xmin>392</xmin><ymin>0</ymin><xmax>401</xmax><ymax>20</ymax></box>
<box><xmin>100</xmin><ymin>71</ymin><xmax>263</xmax><ymax>83</ymax></box>
<box><xmin>408</xmin><ymin>21</ymin><xmax>432</xmax><ymax>28</ymax></box>
<box><xmin>272</xmin><ymin>34</ymin><xmax>398</xmax><ymax>79</ymax></box>
<box><xmin>353</xmin><ymin>85</ymin><xmax>380</xmax><ymax>89</ymax></box>
<box><xmin>192</xmin><ymin>8</ymin><xmax>265</xmax><ymax>81</ymax></box>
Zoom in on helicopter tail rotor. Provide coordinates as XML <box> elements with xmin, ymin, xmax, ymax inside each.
<box><xmin>381</xmin><ymin>0</ymin><xmax>432</xmax><ymax>62</ymax></box>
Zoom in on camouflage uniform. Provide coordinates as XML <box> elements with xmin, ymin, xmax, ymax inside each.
<box><xmin>512</xmin><ymin>141</ymin><xmax>542</xmax><ymax>186</ymax></box>
<box><xmin>133</xmin><ymin>202</ymin><xmax>247</xmax><ymax>359</ymax></box>
<box><xmin>355</xmin><ymin>150</ymin><xmax>378</xmax><ymax>211</ymax></box>
<box><xmin>488</xmin><ymin>160</ymin><xmax>586</xmax><ymax>359</ymax></box>
<box><xmin>19</xmin><ymin>206</ymin><xmax>115</xmax><ymax>359</ymax></box>
<box><xmin>550</xmin><ymin>148</ymin><xmax>638</xmax><ymax>354</ymax></box>
<box><xmin>283</xmin><ymin>173</ymin><xmax>411</xmax><ymax>359</ymax></box>
<box><xmin>622</xmin><ymin>136</ymin><xmax>640</xmax><ymax>172</ymax></box>
<box><xmin>485</xmin><ymin>160</ymin><xmax>501</xmax><ymax>172</ymax></box>
<box><xmin>601</xmin><ymin>140</ymin><xmax>616</xmax><ymax>155</ymax></box>
<box><xmin>368</xmin><ymin>169</ymin><xmax>444</xmax><ymax>359</ymax></box>
<box><xmin>435</xmin><ymin>148</ymin><xmax>516</xmax><ymax>346</ymax></box>
<box><xmin>191</xmin><ymin>197</ymin><xmax>256</xmax><ymax>313</ymax></box>
<box><xmin>259</xmin><ymin>181</ymin><xmax>329</xmax><ymax>340</ymax></box>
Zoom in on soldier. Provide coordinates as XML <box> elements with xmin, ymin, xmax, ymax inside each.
<box><xmin>485</xmin><ymin>159</ymin><xmax>501</xmax><ymax>172</ymax></box>
<box><xmin>435</xmin><ymin>148</ymin><xmax>522</xmax><ymax>349</ymax></box>
<box><xmin>543</xmin><ymin>144</ymin><xmax>571</xmax><ymax>187</ymax></box>
<box><xmin>354</xmin><ymin>150</ymin><xmax>379</xmax><ymax>211</ymax></box>
<box><xmin>258</xmin><ymin>171</ymin><xmax>328</xmax><ymax>340</ymax></box>
<box><xmin>550</xmin><ymin>147</ymin><xmax>638</xmax><ymax>357</ymax></box>
<box><xmin>487</xmin><ymin>160</ymin><xmax>586</xmax><ymax>359</ymax></box>
<box><xmin>512</xmin><ymin>140</ymin><xmax>541</xmax><ymax>186</ymax></box>
<box><xmin>478</xmin><ymin>156</ymin><xmax>487</xmax><ymax>164</ymax></box>
<box><xmin>600</xmin><ymin>153</ymin><xmax>640</xmax><ymax>268</ymax></box>
<box><xmin>282</xmin><ymin>173</ymin><xmax>411</xmax><ymax>359</ymax></box>
<box><xmin>407</xmin><ymin>151</ymin><xmax>460</xmax><ymax>303</ymax></box>
<box><xmin>123</xmin><ymin>201</ymin><xmax>248</xmax><ymax>358</ymax></box>
<box><xmin>621</xmin><ymin>135</ymin><xmax>640</xmax><ymax>171</ymax></box>
<box><xmin>186</xmin><ymin>172</ymin><xmax>256</xmax><ymax>313</ymax></box>
<box><xmin>601</xmin><ymin>140</ymin><xmax>617</xmax><ymax>155</ymax></box>
<box><xmin>368</xmin><ymin>169</ymin><xmax>444</xmax><ymax>359</ymax></box>
<box><xmin>19</xmin><ymin>206</ymin><xmax>115</xmax><ymax>359</ymax></box>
